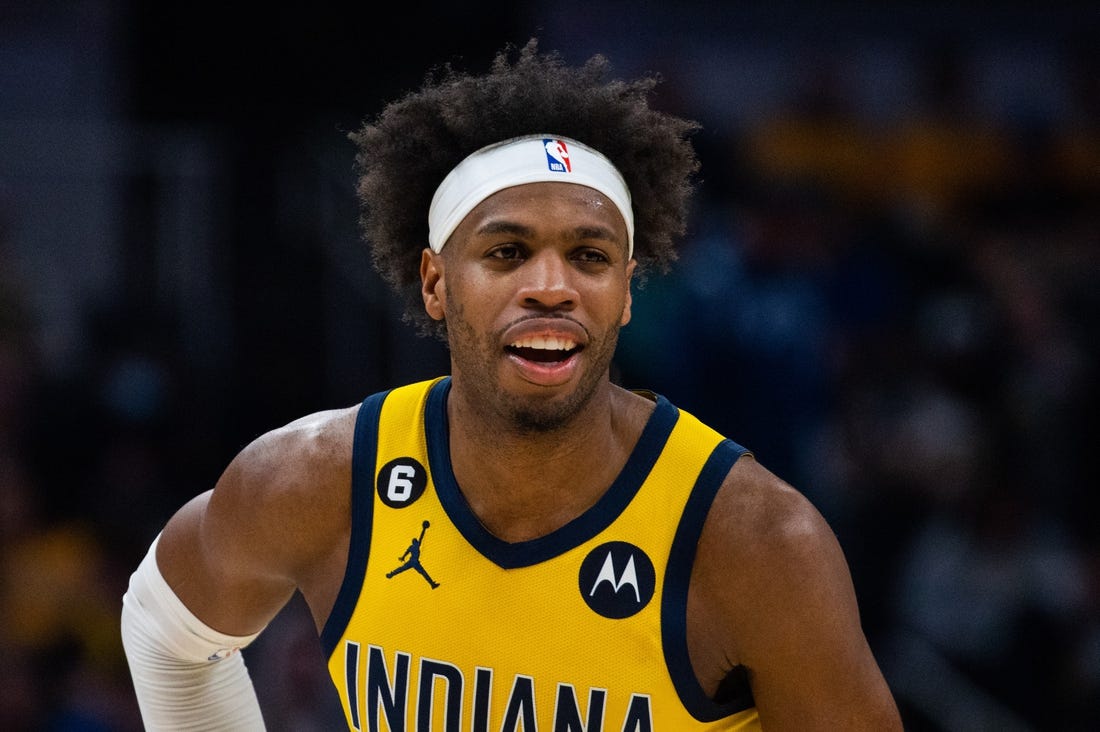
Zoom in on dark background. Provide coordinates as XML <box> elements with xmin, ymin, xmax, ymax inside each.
<box><xmin>1</xmin><ymin>2</ymin><xmax>1097</xmax><ymax>729</ymax></box>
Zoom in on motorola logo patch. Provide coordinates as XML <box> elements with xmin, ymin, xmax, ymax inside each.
<box><xmin>578</xmin><ymin>541</ymin><xmax>656</xmax><ymax>619</ymax></box>
<box><xmin>377</xmin><ymin>457</ymin><xmax>428</xmax><ymax>508</ymax></box>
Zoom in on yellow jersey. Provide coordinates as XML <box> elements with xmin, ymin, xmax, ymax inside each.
<box><xmin>321</xmin><ymin>377</ymin><xmax>760</xmax><ymax>731</ymax></box>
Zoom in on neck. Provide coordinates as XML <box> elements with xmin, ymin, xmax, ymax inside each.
<box><xmin>445</xmin><ymin>380</ymin><xmax>652</xmax><ymax>542</ymax></box>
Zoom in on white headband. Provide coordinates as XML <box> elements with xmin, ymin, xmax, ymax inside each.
<box><xmin>427</xmin><ymin>134</ymin><xmax>634</xmax><ymax>257</ymax></box>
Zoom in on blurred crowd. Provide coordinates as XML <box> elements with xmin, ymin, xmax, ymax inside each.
<box><xmin>616</xmin><ymin>36</ymin><xmax>1099</xmax><ymax>730</ymax></box>
<box><xmin>1</xmin><ymin>6</ymin><xmax>1098</xmax><ymax>731</ymax></box>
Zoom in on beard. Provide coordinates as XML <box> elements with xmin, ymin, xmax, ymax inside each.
<box><xmin>444</xmin><ymin>301</ymin><xmax>621</xmax><ymax>434</ymax></box>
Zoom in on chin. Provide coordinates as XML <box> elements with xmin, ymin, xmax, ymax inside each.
<box><xmin>508</xmin><ymin>404</ymin><xmax>577</xmax><ymax>434</ymax></box>
<box><xmin>503</xmin><ymin>379</ymin><xmax>601</xmax><ymax>434</ymax></box>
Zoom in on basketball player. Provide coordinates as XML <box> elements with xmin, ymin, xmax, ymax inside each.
<box><xmin>121</xmin><ymin>40</ymin><xmax>902</xmax><ymax>730</ymax></box>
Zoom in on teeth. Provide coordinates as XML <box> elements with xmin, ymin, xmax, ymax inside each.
<box><xmin>509</xmin><ymin>336</ymin><xmax>576</xmax><ymax>350</ymax></box>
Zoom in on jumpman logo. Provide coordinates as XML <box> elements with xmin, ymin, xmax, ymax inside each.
<box><xmin>386</xmin><ymin>520</ymin><xmax>440</xmax><ymax>589</ymax></box>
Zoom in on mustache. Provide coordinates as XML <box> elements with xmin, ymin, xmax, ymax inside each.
<box><xmin>497</xmin><ymin>312</ymin><xmax>591</xmax><ymax>340</ymax></box>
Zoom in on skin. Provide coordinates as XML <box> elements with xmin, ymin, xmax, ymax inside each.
<box><xmin>155</xmin><ymin>181</ymin><xmax>902</xmax><ymax>730</ymax></box>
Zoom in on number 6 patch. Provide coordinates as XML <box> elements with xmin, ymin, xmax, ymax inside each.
<box><xmin>377</xmin><ymin>457</ymin><xmax>428</xmax><ymax>508</ymax></box>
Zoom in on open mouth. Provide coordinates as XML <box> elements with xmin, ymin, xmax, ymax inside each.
<box><xmin>506</xmin><ymin>335</ymin><xmax>582</xmax><ymax>364</ymax></box>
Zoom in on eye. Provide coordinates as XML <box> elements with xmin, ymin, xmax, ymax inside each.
<box><xmin>487</xmin><ymin>243</ymin><xmax>525</xmax><ymax>260</ymax></box>
<box><xmin>572</xmin><ymin>248</ymin><xmax>611</xmax><ymax>266</ymax></box>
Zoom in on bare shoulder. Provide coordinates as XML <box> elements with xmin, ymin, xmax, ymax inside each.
<box><xmin>228</xmin><ymin>405</ymin><xmax>360</xmax><ymax>499</ymax></box>
<box><xmin>703</xmin><ymin>455</ymin><xmax>835</xmax><ymax>572</ymax></box>
<box><xmin>209</xmin><ymin>404</ymin><xmax>361</xmax><ymax>570</ymax></box>
<box><xmin>692</xmin><ymin>455</ymin><xmax>846</xmax><ymax>647</ymax></box>
<box><xmin>694</xmin><ymin>454</ymin><xmax>855</xmax><ymax>650</ymax></box>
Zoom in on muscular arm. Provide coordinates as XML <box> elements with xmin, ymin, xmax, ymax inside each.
<box><xmin>157</xmin><ymin>466</ymin><xmax>298</xmax><ymax>639</ymax></box>
<box><xmin>122</xmin><ymin>406</ymin><xmax>356</xmax><ymax>728</ymax></box>
<box><xmin>691</xmin><ymin>457</ymin><xmax>902</xmax><ymax>730</ymax></box>
<box><xmin>162</xmin><ymin>405</ymin><xmax>355</xmax><ymax>629</ymax></box>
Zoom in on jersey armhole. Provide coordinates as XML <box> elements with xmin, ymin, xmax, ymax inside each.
<box><xmin>662</xmin><ymin>438</ymin><xmax>757</xmax><ymax>721</ymax></box>
<box><xmin>319</xmin><ymin>389</ymin><xmax>389</xmax><ymax>657</ymax></box>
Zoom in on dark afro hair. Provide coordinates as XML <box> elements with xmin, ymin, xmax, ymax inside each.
<box><xmin>349</xmin><ymin>38</ymin><xmax>701</xmax><ymax>335</ymax></box>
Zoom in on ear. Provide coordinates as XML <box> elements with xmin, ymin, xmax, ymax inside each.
<box><xmin>421</xmin><ymin>248</ymin><xmax>446</xmax><ymax>321</ymax></box>
<box><xmin>619</xmin><ymin>258</ymin><xmax>637</xmax><ymax>327</ymax></box>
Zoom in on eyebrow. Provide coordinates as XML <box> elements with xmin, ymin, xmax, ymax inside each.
<box><xmin>476</xmin><ymin>221</ymin><xmax>536</xmax><ymax>238</ymax></box>
<box><xmin>475</xmin><ymin>220</ymin><xmax>620</xmax><ymax>243</ymax></box>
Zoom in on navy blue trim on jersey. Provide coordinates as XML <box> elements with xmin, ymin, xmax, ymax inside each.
<box><xmin>425</xmin><ymin>377</ymin><xmax>681</xmax><ymax>569</ymax></box>
<box><xmin>662</xmin><ymin>438</ymin><xmax>756</xmax><ymax>720</ymax></box>
<box><xmin>320</xmin><ymin>389</ymin><xmax>390</xmax><ymax>658</ymax></box>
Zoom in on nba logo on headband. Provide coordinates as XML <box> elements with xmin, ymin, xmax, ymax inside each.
<box><xmin>544</xmin><ymin>139</ymin><xmax>572</xmax><ymax>172</ymax></box>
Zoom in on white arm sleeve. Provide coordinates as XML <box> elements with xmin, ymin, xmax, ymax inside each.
<box><xmin>120</xmin><ymin>534</ymin><xmax>267</xmax><ymax>731</ymax></box>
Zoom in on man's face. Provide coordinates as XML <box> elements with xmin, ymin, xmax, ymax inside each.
<box><xmin>421</xmin><ymin>181</ymin><xmax>636</xmax><ymax>432</ymax></box>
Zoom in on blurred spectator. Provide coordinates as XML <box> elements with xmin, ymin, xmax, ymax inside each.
<box><xmin>0</xmin><ymin>242</ymin><xmax>143</xmax><ymax>730</ymax></box>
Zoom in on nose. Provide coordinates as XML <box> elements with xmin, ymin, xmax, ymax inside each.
<box><xmin>517</xmin><ymin>250</ymin><xmax>578</xmax><ymax>311</ymax></box>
